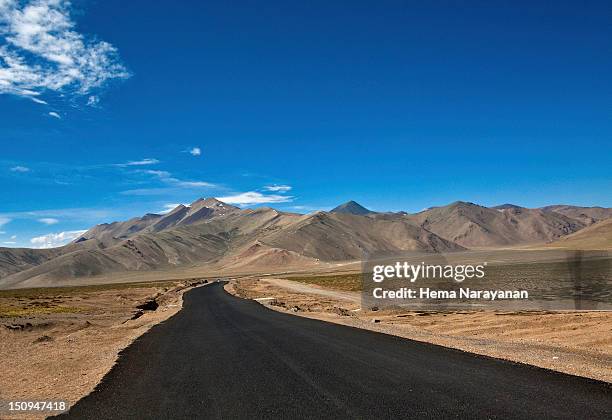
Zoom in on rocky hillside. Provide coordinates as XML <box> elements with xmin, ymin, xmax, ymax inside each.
<box><xmin>407</xmin><ymin>202</ymin><xmax>586</xmax><ymax>247</ymax></box>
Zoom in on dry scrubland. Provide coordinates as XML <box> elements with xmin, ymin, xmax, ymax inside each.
<box><xmin>230</xmin><ymin>275</ymin><xmax>612</xmax><ymax>383</ymax></box>
<box><xmin>288</xmin><ymin>274</ymin><xmax>363</xmax><ymax>291</ymax></box>
<box><xmin>0</xmin><ymin>279</ymin><xmax>207</xmax><ymax>418</ymax></box>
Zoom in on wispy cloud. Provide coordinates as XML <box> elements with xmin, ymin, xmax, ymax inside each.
<box><xmin>142</xmin><ymin>169</ymin><xmax>170</xmax><ymax>177</ymax></box>
<box><xmin>0</xmin><ymin>0</ymin><xmax>129</xmax><ymax>101</ymax></box>
<box><xmin>38</xmin><ymin>217</ymin><xmax>59</xmax><ymax>225</ymax></box>
<box><xmin>141</xmin><ymin>169</ymin><xmax>216</xmax><ymax>188</ymax></box>
<box><xmin>48</xmin><ymin>111</ymin><xmax>61</xmax><ymax>119</ymax></box>
<box><xmin>115</xmin><ymin>158</ymin><xmax>159</xmax><ymax>167</ymax></box>
<box><xmin>176</xmin><ymin>180</ymin><xmax>215</xmax><ymax>188</ymax></box>
<box><xmin>160</xmin><ymin>203</ymin><xmax>188</xmax><ymax>214</ymax></box>
<box><xmin>2</xmin><ymin>241</ymin><xmax>16</xmax><ymax>245</ymax></box>
<box><xmin>120</xmin><ymin>168</ymin><xmax>217</xmax><ymax>196</ymax></box>
<box><xmin>10</xmin><ymin>165</ymin><xmax>29</xmax><ymax>172</ymax></box>
<box><xmin>30</xmin><ymin>229</ymin><xmax>87</xmax><ymax>249</ymax></box>
<box><xmin>217</xmin><ymin>191</ymin><xmax>293</xmax><ymax>206</ymax></box>
<box><xmin>189</xmin><ymin>147</ymin><xmax>201</xmax><ymax>156</ymax></box>
<box><xmin>0</xmin><ymin>207</ymin><xmax>114</xmax><ymax>223</ymax></box>
<box><xmin>264</xmin><ymin>184</ymin><xmax>292</xmax><ymax>192</ymax></box>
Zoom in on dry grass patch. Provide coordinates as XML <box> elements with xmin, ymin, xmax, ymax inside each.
<box><xmin>0</xmin><ymin>280</ymin><xmax>182</xmax><ymax>299</ymax></box>
<box><xmin>288</xmin><ymin>273</ymin><xmax>362</xmax><ymax>291</ymax></box>
<box><xmin>0</xmin><ymin>303</ymin><xmax>82</xmax><ymax>318</ymax></box>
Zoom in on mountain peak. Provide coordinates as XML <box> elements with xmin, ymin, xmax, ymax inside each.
<box><xmin>190</xmin><ymin>197</ymin><xmax>237</xmax><ymax>209</ymax></box>
<box><xmin>492</xmin><ymin>203</ymin><xmax>525</xmax><ymax>210</ymax></box>
<box><xmin>450</xmin><ymin>200</ymin><xmax>478</xmax><ymax>207</ymax></box>
<box><xmin>330</xmin><ymin>200</ymin><xmax>373</xmax><ymax>215</ymax></box>
<box><xmin>168</xmin><ymin>204</ymin><xmax>189</xmax><ymax>213</ymax></box>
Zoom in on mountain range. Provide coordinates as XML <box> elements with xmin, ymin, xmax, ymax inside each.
<box><xmin>1</xmin><ymin>198</ymin><xmax>611</xmax><ymax>288</ymax></box>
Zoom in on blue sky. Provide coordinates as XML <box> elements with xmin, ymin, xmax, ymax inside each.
<box><xmin>1</xmin><ymin>0</ymin><xmax>611</xmax><ymax>248</ymax></box>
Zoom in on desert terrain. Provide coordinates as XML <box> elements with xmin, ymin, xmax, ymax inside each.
<box><xmin>0</xmin><ymin>279</ymin><xmax>207</xmax><ymax>418</ymax></box>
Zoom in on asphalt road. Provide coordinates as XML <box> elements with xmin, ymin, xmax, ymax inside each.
<box><xmin>56</xmin><ymin>282</ymin><xmax>611</xmax><ymax>419</ymax></box>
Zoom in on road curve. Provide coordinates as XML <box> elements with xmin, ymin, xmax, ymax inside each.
<box><xmin>56</xmin><ymin>282</ymin><xmax>611</xmax><ymax>419</ymax></box>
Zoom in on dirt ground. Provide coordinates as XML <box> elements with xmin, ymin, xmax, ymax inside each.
<box><xmin>229</xmin><ymin>277</ymin><xmax>612</xmax><ymax>383</ymax></box>
<box><xmin>0</xmin><ymin>279</ymin><xmax>208</xmax><ymax>419</ymax></box>
<box><xmin>1</xmin><ymin>271</ymin><xmax>609</xmax><ymax>418</ymax></box>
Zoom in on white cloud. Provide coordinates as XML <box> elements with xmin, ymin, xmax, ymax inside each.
<box><xmin>2</xmin><ymin>241</ymin><xmax>16</xmax><ymax>245</ymax></box>
<box><xmin>0</xmin><ymin>0</ymin><xmax>129</xmax><ymax>101</ymax></box>
<box><xmin>10</xmin><ymin>165</ymin><xmax>29</xmax><ymax>172</ymax></box>
<box><xmin>10</xmin><ymin>234</ymin><xmax>17</xmax><ymax>240</ymax></box>
<box><xmin>31</xmin><ymin>96</ymin><xmax>46</xmax><ymax>104</ymax></box>
<box><xmin>116</xmin><ymin>158</ymin><xmax>159</xmax><ymax>167</ymax></box>
<box><xmin>264</xmin><ymin>184</ymin><xmax>292</xmax><ymax>192</ymax></box>
<box><xmin>160</xmin><ymin>203</ymin><xmax>189</xmax><ymax>214</ymax></box>
<box><xmin>161</xmin><ymin>204</ymin><xmax>180</xmax><ymax>213</ymax></box>
<box><xmin>217</xmin><ymin>192</ymin><xmax>293</xmax><ymax>205</ymax></box>
<box><xmin>30</xmin><ymin>229</ymin><xmax>86</xmax><ymax>248</ymax></box>
<box><xmin>120</xmin><ymin>169</ymin><xmax>217</xmax><ymax>196</ymax></box>
<box><xmin>48</xmin><ymin>111</ymin><xmax>60</xmax><ymax>118</ymax></box>
<box><xmin>141</xmin><ymin>169</ymin><xmax>216</xmax><ymax>188</ymax></box>
<box><xmin>38</xmin><ymin>217</ymin><xmax>59</xmax><ymax>225</ymax></box>
<box><xmin>142</xmin><ymin>169</ymin><xmax>171</xmax><ymax>177</ymax></box>
<box><xmin>176</xmin><ymin>180</ymin><xmax>215</xmax><ymax>188</ymax></box>
<box><xmin>86</xmin><ymin>95</ymin><xmax>99</xmax><ymax>106</ymax></box>
<box><xmin>189</xmin><ymin>147</ymin><xmax>201</xmax><ymax>156</ymax></box>
<box><xmin>0</xmin><ymin>217</ymin><xmax>11</xmax><ymax>227</ymax></box>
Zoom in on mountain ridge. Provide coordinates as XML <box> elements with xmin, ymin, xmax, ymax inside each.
<box><xmin>1</xmin><ymin>198</ymin><xmax>610</xmax><ymax>288</ymax></box>
<box><xmin>407</xmin><ymin>201</ymin><xmax>589</xmax><ymax>247</ymax></box>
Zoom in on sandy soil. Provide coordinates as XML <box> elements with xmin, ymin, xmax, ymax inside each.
<box><xmin>229</xmin><ymin>277</ymin><xmax>612</xmax><ymax>383</ymax></box>
<box><xmin>0</xmin><ymin>279</ymin><xmax>208</xmax><ymax>419</ymax></box>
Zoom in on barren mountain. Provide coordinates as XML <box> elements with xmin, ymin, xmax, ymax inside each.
<box><xmin>408</xmin><ymin>201</ymin><xmax>586</xmax><ymax>247</ymax></box>
<box><xmin>77</xmin><ymin>198</ymin><xmax>239</xmax><ymax>247</ymax></box>
<box><xmin>147</xmin><ymin>198</ymin><xmax>239</xmax><ymax>233</ymax></box>
<box><xmin>540</xmin><ymin>205</ymin><xmax>612</xmax><ymax>226</ymax></box>
<box><xmin>330</xmin><ymin>200</ymin><xmax>374</xmax><ymax>215</ymax></box>
<box><xmin>545</xmin><ymin>218</ymin><xmax>612</xmax><ymax>250</ymax></box>
<box><xmin>0</xmin><ymin>247</ymin><xmax>63</xmax><ymax>278</ymax></box>
<box><xmin>492</xmin><ymin>204</ymin><xmax>525</xmax><ymax>211</ymax></box>
<box><xmin>0</xmin><ymin>239</ymin><xmax>104</xmax><ymax>278</ymax></box>
<box><xmin>263</xmin><ymin>211</ymin><xmax>462</xmax><ymax>260</ymax></box>
<box><xmin>0</xmin><ymin>200</ymin><xmax>461</xmax><ymax>288</ymax></box>
<box><xmin>1</xmin><ymin>198</ymin><xmax>609</xmax><ymax>288</ymax></box>
<box><xmin>77</xmin><ymin>213</ymin><xmax>162</xmax><ymax>247</ymax></box>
